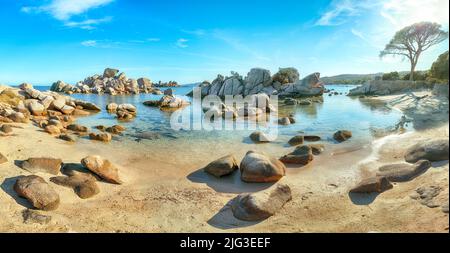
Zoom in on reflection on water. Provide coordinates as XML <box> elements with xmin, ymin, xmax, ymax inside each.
<box><xmin>36</xmin><ymin>84</ymin><xmax>408</xmax><ymax>151</ymax></box>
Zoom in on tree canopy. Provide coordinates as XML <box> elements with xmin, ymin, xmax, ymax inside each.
<box><xmin>429</xmin><ymin>50</ymin><xmax>449</xmax><ymax>81</ymax></box>
<box><xmin>380</xmin><ymin>22</ymin><xmax>448</xmax><ymax>81</ymax></box>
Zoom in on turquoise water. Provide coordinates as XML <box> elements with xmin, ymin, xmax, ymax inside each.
<box><xmin>35</xmin><ymin>85</ymin><xmax>407</xmax><ymax>146</ymax></box>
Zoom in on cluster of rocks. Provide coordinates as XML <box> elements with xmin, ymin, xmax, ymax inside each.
<box><xmin>189</xmin><ymin>67</ymin><xmax>324</xmax><ymax>98</ymax></box>
<box><xmin>249</xmin><ymin>129</ymin><xmax>351</xmax><ymax>166</ymax></box>
<box><xmin>0</xmin><ymin>85</ymin><xmax>105</xmax><ymax>141</ymax></box>
<box><xmin>350</xmin><ymin>139</ymin><xmax>449</xmax><ymax>212</ymax></box>
<box><xmin>143</xmin><ymin>93</ymin><xmax>190</xmax><ymax>110</ymax></box>
<box><xmin>106</xmin><ymin>103</ymin><xmax>137</xmax><ymax>120</ymax></box>
<box><xmin>50</xmin><ymin>68</ymin><xmax>178</xmax><ymax>95</ymax></box>
<box><xmin>12</xmin><ymin>155</ymin><xmax>122</xmax><ymax>211</ymax></box>
<box><xmin>202</xmin><ymin>151</ymin><xmax>291</xmax><ymax>221</ymax></box>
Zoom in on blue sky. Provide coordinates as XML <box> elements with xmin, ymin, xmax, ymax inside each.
<box><xmin>0</xmin><ymin>0</ymin><xmax>448</xmax><ymax>85</ymax></box>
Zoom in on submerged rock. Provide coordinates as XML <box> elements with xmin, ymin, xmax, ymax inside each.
<box><xmin>81</xmin><ymin>155</ymin><xmax>122</xmax><ymax>184</ymax></box>
<box><xmin>304</xmin><ymin>135</ymin><xmax>321</xmax><ymax>142</ymax></box>
<box><xmin>105</xmin><ymin>125</ymin><xmax>126</xmax><ymax>135</ymax></box>
<box><xmin>333</xmin><ymin>130</ymin><xmax>352</xmax><ymax>142</ymax></box>
<box><xmin>20</xmin><ymin>157</ymin><xmax>62</xmax><ymax>175</ymax></box>
<box><xmin>14</xmin><ymin>175</ymin><xmax>60</xmax><ymax>211</ymax></box>
<box><xmin>404</xmin><ymin>139</ymin><xmax>449</xmax><ymax>163</ymax></box>
<box><xmin>203</xmin><ymin>155</ymin><xmax>239</xmax><ymax>177</ymax></box>
<box><xmin>288</xmin><ymin>135</ymin><xmax>304</xmax><ymax>146</ymax></box>
<box><xmin>231</xmin><ymin>183</ymin><xmax>292</xmax><ymax>221</ymax></box>
<box><xmin>350</xmin><ymin>176</ymin><xmax>393</xmax><ymax>193</ymax></box>
<box><xmin>376</xmin><ymin>160</ymin><xmax>431</xmax><ymax>182</ymax></box>
<box><xmin>67</xmin><ymin>124</ymin><xmax>88</xmax><ymax>132</ymax></box>
<box><xmin>278</xmin><ymin>117</ymin><xmax>291</xmax><ymax>125</ymax></box>
<box><xmin>309</xmin><ymin>144</ymin><xmax>325</xmax><ymax>155</ymax></box>
<box><xmin>240</xmin><ymin>151</ymin><xmax>286</xmax><ymax>183</ymax></box>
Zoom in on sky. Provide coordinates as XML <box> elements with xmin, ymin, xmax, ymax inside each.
<box><xmin>0</xmin><ymin>0</ymin><xmax>448</xmax><ymax>85</ymax></box>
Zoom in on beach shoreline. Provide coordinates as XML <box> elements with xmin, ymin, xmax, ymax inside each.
<box><xmin>1</xmin><ymin>89</ymin><xmax>448</xmax><ymax>232</ymax></box>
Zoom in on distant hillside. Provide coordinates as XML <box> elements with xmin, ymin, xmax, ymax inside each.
<box><xmin>321</xmin><ymin>73</ymin><xmax>383</xmax><ymax>84</ymax></box>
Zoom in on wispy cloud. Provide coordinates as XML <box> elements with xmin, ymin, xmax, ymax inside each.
<box><xmin>81</xmin><ymin>40</ymin><xmax>98</xmax><ymax>47</ymax></box>
<box><xmin>315</xmin><ymin>0</ymin><xmax>359</xmax><ymax>26</ymax></box>
<box><xmin>315</xmin><ymin>0</ymin><xmax>380</xmax><ymax>26</ymax></box>
<box><xmin>176</xmin><ymin>38</ymin><xmax>189</xmax><ymax>48</ymax></box>
<box><xmin>64</xmin><ymin>16</ymin><xmax>112</xmax><ymax>30</ymax></box>
<box><xmin>21</xmin><ymin>0</ymin><xmax>114</xmax><ymax>29</ymax></box>
<box><xmin>147</xmin><ymin>38</ymin><xmax>161</xmax><ymax>42</ymax></box>
<box><xmin>181</xmin><ymin>29</ymin><xmax>206</xmax><ymax>36</ymax></box>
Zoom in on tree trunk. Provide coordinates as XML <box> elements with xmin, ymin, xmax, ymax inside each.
<box><xmin>409</xmin><ymin>60</ymin><xmax>417</xmax><ymax>81</ymax></box>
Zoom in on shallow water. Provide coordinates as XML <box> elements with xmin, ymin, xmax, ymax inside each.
<box><xmin>34</xmin><ymin>84</ymin><xmax>408</xmax><ymax>161</ymax></box>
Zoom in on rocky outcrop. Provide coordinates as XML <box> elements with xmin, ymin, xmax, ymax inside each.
<box><xmin>376</xmin><ymin>160</ymin><xmax>431</xmax><ymax>182</ymax></box>
<box><xmin>89</xmin><ymin>132</ymin><xmax>112</xmax><ymax>142</ymax></box>
<box><xmin>404</xmin><ymin>139</ymin><xmax>449</xmax><ymax>163</ymax></box>
<box><xmin>50</xmin><ymin>68</ymin><xmax>175</xmax><ymax>95</ymax></box>
<box><xmin>203</xmin><ymin>155</ymin><xmax>239</xmax><ymax>177</ymax></box>
<box><xmin>240</xmin><ymin>151</ymin><xmax>286</xmax><ymax>183</ymax></box>
<box><xmin>81</xmin><ymin>155</ymin><xmax>122</xmax><ymax>184</ymax></box>
<box><xmin>143</xmin><ymin>95</ymin><xmax>190</xmax><ymax>110</ymax></box>
<box><xmin>231</xmin><ymin>183</ymin><xmax>292</xmax><ymax>221</ymax></box>
<box><xmin>348</xmin><ymin>80</ymin><xmax>433</xmax><ymax>96</ymax></box>
<box><xmin>189</xmin><ymin>67</ymin><xmax>324</xmax><ymax>98</ymax></box>
<box><xmin>14</xmin><ymin>175</ymin><xmax>60</xmax><ymax>211</ymax></box>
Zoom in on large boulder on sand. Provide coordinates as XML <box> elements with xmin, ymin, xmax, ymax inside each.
<box><xmin>81</xmin><ymin>155</ymin><xmax>122</xmax><ymax>184</ymax></box>
<box><xmin>0</xmin><ymin>153</ymin><xmax>7</xmax><ymax>164</ymax></box>
<box><xmin>404</xmin><ymin>139</ymin><xmax>449</xmax><ymax>163</ymax></box>
<box><xmin>203</xmin><ymin>155</ymin><xmax>239</xmax><ymax>177</ymax></box>
<box><xmin>50</xmin><ymin>174</ymin><xmax>99</xmax><ymax>199</ymax></box>
<box><xmin>14</xmin><ymin>175</ymin><xmax>60</xmax><ymax>211</ymax></box>
<box><xmin>350</xmin><ymin>176</ymin><xmax>393</xmax><ymax>193</ymax></box>
<box><xmin>279</xmin><ymin>145</ymin><xmax>314</xmax><ymax>165</ymax></box>
<box><xmin>240</xmin><ymin>151</ymin><xmax>286</xmax><ymax>183</ymax></box>
<box><xmin>376</xmin><ymin>160</ymin><xmax>431</xmax><ymax>182</ymax></box>
<box><xmin>20</xmin><ymin>157</ymin><xmax>63</xmax><ymax>175</ymax></box>
<box><xmin>249</xmin><ymin>131</ymin><xmax>274</xmax><ymax>143</ymax></box>
<box><xmin>231</xmin><ymin>183</ymin><xmax>292</xmax><ymax>221</ymax></box>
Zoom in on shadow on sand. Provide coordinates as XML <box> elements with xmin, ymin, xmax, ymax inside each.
<box><xmin>348</xmin><ymin>192</ymin><xmax>380</xmax><ymax>205</ymax></box>
<box><xmin>207</xmin><ymin>199</ymin><xmax>264</xmax><ymax>230</ymax></box>
<box><xmin>0</xmin><ymin>176</ymin><xmax>33</xmax><ymax>209</ymax></box>
<box><xmin>187</xmin><ymin>168</ymin><xmax>274</xmax><ymax>194</ymax></box>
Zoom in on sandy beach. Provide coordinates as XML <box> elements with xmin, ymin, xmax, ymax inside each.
<box><xmin>1</xmin><ymin>90</ymin><xmax>448</xmax><ymax>233</ymax></box>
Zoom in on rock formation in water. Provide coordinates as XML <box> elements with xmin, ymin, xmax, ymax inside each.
<box><xmin>50</xmin><ymin>68</ymin><xmax>179</xmax><ymax>95</ymax></box>
<box><xmin>189</xmin><ymin>67</ymin><xmax>324</xmax><ymax>97</ymax></box>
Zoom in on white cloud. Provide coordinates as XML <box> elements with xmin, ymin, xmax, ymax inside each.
<box><xmin>22</xmin><ymin>0</ymin><xmax>114</xmax><ymax>20</ymax></box>
<box><xmin>176</xmin><ymin>38</ymin><xmax>189</xmax><ymax>48</ymax></box>
<box><xmin>21</xmin><ymin>0</ymin><xmax>114</xmax><ymax>29</ymax></box>
<box><xmin>315</xmin><ymin>0</ymin><xmax>363</xmax><ymax>26</ymax></box>
<box><xmin>64</xmin><ymin>16</ymin><xmax>112</xmax><ymax>30</ymax></box>
<box><xmin>381</xmin><ymin>0</ymin><xmax>449</xmax><ymax>29</ymax></box>
<box><xmin>147</xmin><ymin>38</ymin><xmax>161</xmax><ymax>42</ymax></box>
<box><xmin>81</xmin><ymin>40</ymin><xmax>98</xmax><ymax>47</ymax></box>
